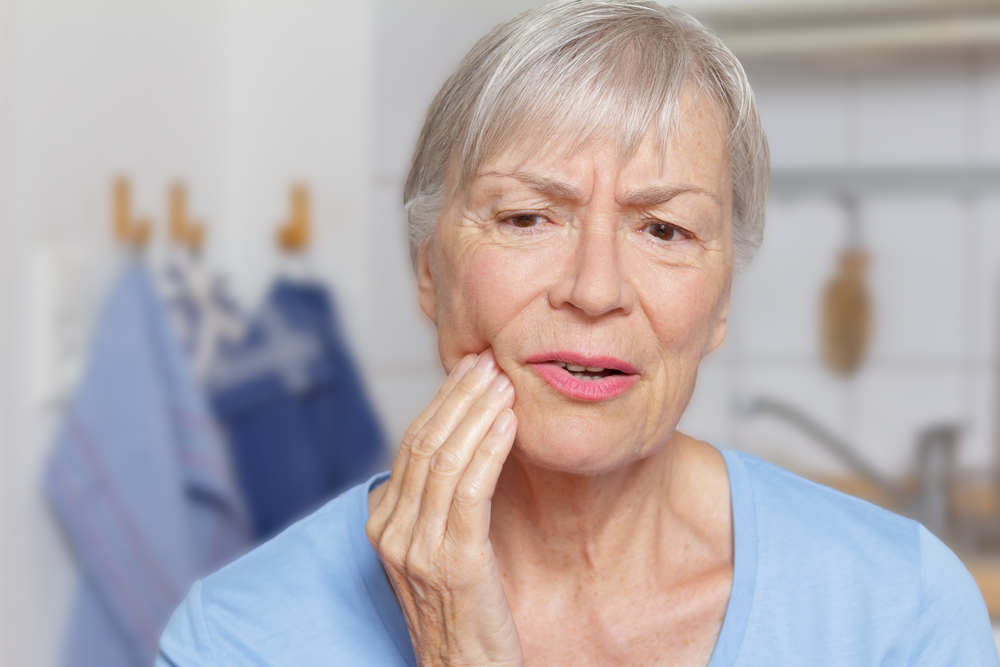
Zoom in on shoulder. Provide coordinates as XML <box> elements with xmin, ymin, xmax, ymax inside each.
<box><xmin>157</xmin><ymin>473</ymin><xmax>411</xmax><ymax>666</ymax></box>
<box><xmin>905</xmin><ymin>526</ymin><xmax>998</xmax><ymax>665</ymax></box>
<box><xmin>724</xmin><ymin>452</ymin><xmax>997</xmax><ymax>665</ymax></box>
<box><xmin>729</xmin><ymin>450</ymin><xmax>922</xmax><ymax>618</ymax></box>
<box><xmin>200</xmin><ymin>478</ymin><xmax>368</xmax><ymax>616</ymax></box>
<box><xmin>732</xmin><ymin>451</ymin><xmax>919</xmax><ymax>558</ymax></box>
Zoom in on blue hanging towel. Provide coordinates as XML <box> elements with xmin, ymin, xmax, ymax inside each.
<box><xmin>43</xmin><ymin>265</ymin><xmax>253</xmax><ymax>667</ymax></box>
<box><xmin>206</xmin><ymin>279</ymin><xmax>385</xmax><ymax>540</ymax></box>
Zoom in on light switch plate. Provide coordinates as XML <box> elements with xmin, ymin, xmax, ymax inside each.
<box><xmin>28</xmin><ymin>248</ymin><xmax>94</xmax><ymax>406</ymax></box>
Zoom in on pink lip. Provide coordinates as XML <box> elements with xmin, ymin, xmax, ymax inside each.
<box><xmin>525</xmin><ymin>351</ymin><xmax>640</xmax><ymax>402</ymax></box>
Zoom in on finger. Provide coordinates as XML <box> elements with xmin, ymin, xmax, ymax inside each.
<box><xmin>372</xmin><ymin>353</ymin><xmax>479</xmax><ymax>526</ymax></box>
<box><xmin>385</xmin><ymin>350</ymin><xmax>500</xmax><ymax>532</ymax></box>
<box><xmin>417</xmin><ymin>373</ymin><xmax>514</xmax><ymax>538</ymax></box>
<box><xmin>449</xmin><ymin>408</ymin><xmax>517</xmax><ymax>545</ymax></box>
<box><xmin>404</xmin><ymin>352</ymin><xmax>480</xmax><ymax>450</ymax></box>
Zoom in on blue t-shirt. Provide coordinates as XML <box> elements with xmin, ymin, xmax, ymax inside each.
<box><xmin>156</xmin><ymin>451</ymin><xmax>999</xmax><ymax>666</ymax></box>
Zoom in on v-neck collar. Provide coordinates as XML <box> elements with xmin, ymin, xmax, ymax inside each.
<box><xmin>707</xmin><ymin>450</ymin><xmax>757</xmax><ymax>667</ymax></box>
<box><xmin>350</xmin><ymin>450</ymin><xmax>757</xmax><ymax>667</ymax></box>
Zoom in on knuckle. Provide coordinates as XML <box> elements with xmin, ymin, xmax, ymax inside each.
<box><xmin>409</xmin><ymin>426</ymin><xmax>445</xmax><ymax>458</ymax></box>
<box><xmin>377</xmin><ymin>527</ymin><xmax>409</xmax><ymax>565</ymax></box>
<box><xmin>364</xmin><ymin>519</ymin><xmax>382</xmax><ymax>547</ymax></box>
<box><xmin>378</xmin><ymin>539</ymin><xmax>407</xmax><ymax>566</ymax></box>
<box><xmin>367</xmin><ymin>499</ymin><xmax>393</xmax><ymax>530</ymax></box>
<box><xmin>404</xmin><ymin>547</ymin><xmax>434</xmax><ymax>581</ymax></box>
<box><xmin>450</xmin><ymin>379</ymin><xmax>479</xmax><ymax>402</ymax></box>
<box><xmin>429</xmin><ymin>448</ymin><xmax>462</xmax><ymax>476</ymax></box>
<box><xmin>453</xmin><ymin>483</ymin><xmax>482</xmax><ymax>509</ymax></box>
<box><xmin>409</xmin><ymin>429</ymin><xmax>444</xmax><ymax>460</ymax></box>
<box><xmin>481</xmin><ymin>431</ymin><xmax>509</xmax><ymax>456</ymax></box>
<box><xmin>399</xmin><ymin>424</ymin><xmax>421</xmax><ymax>451</ymax></box>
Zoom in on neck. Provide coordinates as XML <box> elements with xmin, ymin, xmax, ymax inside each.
<box><xmin>489</xmin><ymin>432</ymin><xmax>728</xmax><ymax>590</ymax></box>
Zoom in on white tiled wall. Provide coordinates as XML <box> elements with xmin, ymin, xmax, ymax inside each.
<box><xmin>854</xmin><ymin>56</ymin><xmax>973</xmax><ymax>166</ymax></box>
<box><xmin>864</xmin><ymin>196</ymin><xmax>970</xmax><ymax>363</ymax></box>
<box><xmin>361</xmin><ymin>182</ymin><xmax>441</xmax><ymax>447</ymax></box>
<box><xmin>730</xmin><ymin>198</ymin><xmax>846</xmax><ymax>361</ymax></box>
<box><xmin>980</xmin><ymin>52</ymin><xmax>1000</xmax><ymax>162</ymax></box>
<box><xmin>681</xmin><ymin>52</ymin><xmax>1000</xmax><ymax>480</ymax></box>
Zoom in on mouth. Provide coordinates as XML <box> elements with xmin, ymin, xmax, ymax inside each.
<box><xmin>525</xmin><ymin>353</ymin><xmax>640</xmax><ymax>402</ymax></box>
<box><xmin>552</xmin><ymin>361</ymin><xmax>626</xmax><ymax>381</ymax></box>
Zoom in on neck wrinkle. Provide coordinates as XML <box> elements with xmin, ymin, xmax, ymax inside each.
<box><xmin>489</xmin><ymin>431</ymin><xmax>688</xmax><ymax>589</ymax></box>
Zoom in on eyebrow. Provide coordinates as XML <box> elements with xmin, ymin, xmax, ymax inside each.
<box><xmin>619</xmin><ymin>184</ymin><xmax>723</xmax><ymax>208</ymax></box>
<box><xmin>480</xmin><ymin>170</ymin><xmax>584</xmax><ymax>202</ymax></box>
<box><xmin>480</xmin><ymin>170</ymin><xmax>723</xmax><ymax>208</ymax></box>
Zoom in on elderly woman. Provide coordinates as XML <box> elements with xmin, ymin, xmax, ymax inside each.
<box><xmin>158</xmin><ymin>2</ymin><xmax>997</xmax><ymax>665</ymax></box>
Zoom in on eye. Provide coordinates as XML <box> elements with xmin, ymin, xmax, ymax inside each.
<box><xmin>643</xmin><ymin>222</ymin><xmax>687</xmax><ymax>242</ymax></box>
<box><xmin>503</xmin><ymin>214</ymin><xmax>545</xmax><ymax>228</ymax></box>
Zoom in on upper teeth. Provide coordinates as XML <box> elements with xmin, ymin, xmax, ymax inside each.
<box><xmin>559</xmin><ymin>362</ymin><xmax>605</xmax><ymax>373</ymax></box>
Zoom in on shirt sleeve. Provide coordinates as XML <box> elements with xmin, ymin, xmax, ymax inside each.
<box><xmin>904</xmin><ymin>525</ymin><xmax>999</xmax><ymax>666</ymax></box>
<box><xmin>156</xmin><ymin>581</ymin><xmax>219</xmax><ymax>667</ymax></box>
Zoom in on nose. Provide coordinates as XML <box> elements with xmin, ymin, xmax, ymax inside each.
<box><xmin>550</xmin><ymin>227</ymin><xmax>636</xmax><ymax>318</ymax></box>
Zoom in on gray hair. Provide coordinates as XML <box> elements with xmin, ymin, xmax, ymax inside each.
<box><xmin>404</xmin><ymin>0</ymin><xmax>769</xmax><ymax>273</ymax></box>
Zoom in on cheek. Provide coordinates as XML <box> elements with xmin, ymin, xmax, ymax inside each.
<box><xmin>464</xmin><ymin>253</ymin><xmax>518</xmax><ymax>318</ymax></box>
<box><xmin>638</xmin><ymin>266</ymin><xmax>726</xmax><ymax>358</ymax></box>
<box><xmin>438</xmin><ymin>245</ymin><xmax>556</xmax><ymax>357</ymax></box>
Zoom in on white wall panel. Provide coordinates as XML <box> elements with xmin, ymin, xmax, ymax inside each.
<box><xmin>748</xmin><ymin>63</ymin><xmax>853</xmax><ymax>168</ymax></box>
<box><xmin>855</xmin><ymin>54</ymin><xmax>973</xmax><ymax>166</ymax></box>
<box><xmin>372</xmin><ymin>0</ymin><xmax>536</xmax><ymax>182</ymax></box>
<box><xmin>677</xmin><ymin>363</ymin><xmax>736</xmax><ymax>448</ymax></box>
<box><xmin>974</xmin><ymin>50</ymin><xmax>1000</xmax><ymax>163</ymax></box>
<box><xmin>864</xmin><ymin>196</ymin><xmax>971</xmax><ymax>364</ymax></box>
<box><xmin>0</xmin><ymin>1</ymin><xmax>12</xmax><ymax>661</ymax></box>
<box><xmin>730</xmin><ymin>198</ymin><xmax>844</xmax><ymax>361</ymax></box>
<box><xmin>363</xmin><ymin>183</ymin><xmax>438</xmax><ymax>376</ymax></box>
<box><xmin>367</xmin><ymin>370</ymin><xmax>444</xmax><ymax>455</ymax></box>
<box><xmin>971</xmin><ymin>197</ymin><xmax>1000</xmax><ymax>367</ymax></box>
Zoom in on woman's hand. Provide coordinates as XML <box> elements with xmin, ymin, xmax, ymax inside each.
<box><xmin>366</xmin><ymin>349</ymin><xmax>523</xmax><ymax>667</ymax></box>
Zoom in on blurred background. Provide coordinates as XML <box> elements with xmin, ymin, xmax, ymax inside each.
<box><xmin>1</xmin><ymin>0</ymin><xmax>1000</xmax><ymax>664</ymax></box>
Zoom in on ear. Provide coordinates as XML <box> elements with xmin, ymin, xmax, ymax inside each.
<box><xmin>416</xmin><ymin>242</ymin><xmax>439</xmax><ymax>324</ymax></box>
<box><xmin>705</xmin><ymin>289</ymin><xmax>730</xmax><ymax>356</ymax></box>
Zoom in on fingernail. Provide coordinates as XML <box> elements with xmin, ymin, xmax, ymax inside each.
<box><xmin>452</xmin><ymin>354</ymin><xmax>477</xmax><ymax>380</ymax></box>
<box><xmin>489</xmin><ymin>373</ymin><xmax>511</xmax><ymax>393</ymax></box>
<box><xmin>491</xmin><ymin>409</ymin><xmax>514</xmax><ymax>434</ymax></box>
<box><xmin>474</xmin><ymin>349</ymin><xmax>497</xmax><ymax>373</ymax></box>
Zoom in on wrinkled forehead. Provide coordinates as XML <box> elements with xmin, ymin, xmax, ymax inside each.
<box><xmin>455</xmin><ymin>81</ymin><xmax>732</xmax><ymax>197</ymax></box>
<box><xmin>454</xmin><ymin>72</ymin><xmax>729</xmax><ymax>185</ymax></box>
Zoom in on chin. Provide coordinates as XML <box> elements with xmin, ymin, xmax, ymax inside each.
<box><xmin>508</xmin><ymin>410</ymin><xmax>653</xmax><ymax>476</ymax></box>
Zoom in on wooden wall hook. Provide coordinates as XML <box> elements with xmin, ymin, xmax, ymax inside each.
<box><xmin>112</xmin><ymin>176</ymin><xmax>152</xmax><ymax>250</ymax></box>
<box><xmin>168</xmin><ymin>182</ymin><xmax>205</xmax><ymax>254</ymax></box>
<box><xmin>277</xmin><ymin>183</ymin><xmax>310</xmax><ymax>253</ymax></box>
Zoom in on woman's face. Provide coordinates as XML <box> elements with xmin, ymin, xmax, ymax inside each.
<box><xmin>418</xmin><ymin>90</ymin><xmax>733</xmax><ymax>475</ymax></box>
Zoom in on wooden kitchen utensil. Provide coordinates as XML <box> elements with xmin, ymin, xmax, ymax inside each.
<box><xmin>821</xmin><ymin>248</ymin><xmax>871</xmax><ymax>375</ymax></box>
